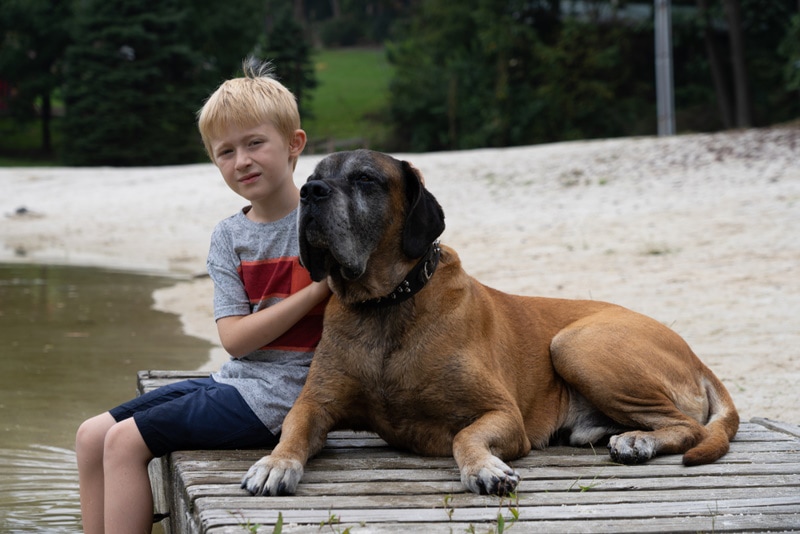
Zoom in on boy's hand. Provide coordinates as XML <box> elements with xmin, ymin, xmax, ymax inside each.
<box><xmin>308</xmin><ymin>279</ymin><xmax>331</xmax><ymax>301</ymax></box>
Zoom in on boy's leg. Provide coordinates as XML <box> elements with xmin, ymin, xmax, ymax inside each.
<box><xmin>76</xmin><ymin>378</ymin><xmax>210</xmax><ymax>533</ymax></box>
<box><xmin>75</xmin><ymin>412</ymin><xmax>116</xmax><ymax>534</ymax></box>
<box><xmin>88</xmin><ymin>377</ymin><xmax>275</xmax><ymax>533</ymax></box>
<box><xmin>76</xmin><ymin>378</ymin><xmax>213</xmax><ymax>533</ymax></box>
<box><xmin>103</xmin><ymin>418</ymin><xmax>155</xmax><ymax>534</ymax></box>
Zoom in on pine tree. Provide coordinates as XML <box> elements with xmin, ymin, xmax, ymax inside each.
<box><xmin>0</xmin><ymin>0</ymin><xmax>72</xmax><ymax>155</ymax></box>
<box><xmin>61</xmin><ymin>0</ymin><xmax>205</xmax><ymax>165</ymax></box>
<box><xmin>255</xmin><ymin>1</ymin><xmax>317</xmax><ymax>119</ymax></box>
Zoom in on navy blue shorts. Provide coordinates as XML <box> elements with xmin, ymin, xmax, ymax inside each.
<box><xmin>109</xmin><ymin>377</ymin><xmax>278</xmax><ymax>457</ymax></box>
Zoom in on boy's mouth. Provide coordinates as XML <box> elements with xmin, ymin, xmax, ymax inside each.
<box><xmin>238</xmin><ymin>172</ymin><xmax>260</xmax><ymax>184</ymax></box>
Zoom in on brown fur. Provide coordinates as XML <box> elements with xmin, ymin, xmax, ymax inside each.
<box><xmin>241</xmin><ymin>150</ymin><xmax>739</xmax><ymax>497</ymax></box>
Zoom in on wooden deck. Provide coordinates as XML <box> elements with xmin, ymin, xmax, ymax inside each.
<box><xmin>139</xmin><ymin>370</ymin><xmax>800</xmax><ymax>533</ymax></box>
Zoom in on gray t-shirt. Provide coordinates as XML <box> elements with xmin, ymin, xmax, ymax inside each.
<box><xmin>206</xmin><ymin>207</ymin><xmax>323</xmax><ymax>434</ymax></box>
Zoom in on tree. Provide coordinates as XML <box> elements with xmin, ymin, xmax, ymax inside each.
<box><xmin>688</xmin><ymin>0</ymin><xmax>799</xmax><ymax>129</ymax></box>
<box><xmin>60</xmin><ymin>0</ymin><xmax>265</xmax><ymax>166</ymax></box>
<box><xmin>738</xmin><ymin>0</ymin><xmax>800</xmax><ymax>125</ymax></box>
<box><xmin>184</xmin><ymin>0</ymin><xmax>266</xmax><ymax>86</ymax></box>
<box><xmin>696</xmin><ymin>0</ymin><xmax>734</xmax><ymax>127</ymax></box>
<box><xmin>255</xmin><ymin>1</ymin><xmax>317</xmax><ymax>119</ymax></box>
<box><xmin>386</xmin><ymin>0</ymin><xmax>648</xmax><ymax>151</ymax></box>
<box><xmin>722</xmin><ymin>0</ymin><xmax>752</xmax><ymax>127</ymax></box>
<box><xmin>387</xmin><ymin>0</ymin><xmax>488</xmax><ymax>151</ymax></box>
<box><xmin>0</xmin><ymin>0</ymin><xmax>73</xmax><ymax>154</ymax></box>
<box><xmin>60</xmin><ymin>0</ymin><xmax>203</xmax><ymax>165</ymax></box>
<box><xmin>779</xmin><ymin>13</ymin><xmax>800</xmax><ymax>92</ymax></box>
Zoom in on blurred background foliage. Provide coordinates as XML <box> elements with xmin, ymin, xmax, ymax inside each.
<box><xmin>0</xmin><ymin>0</ymin><xmax>798</xmax><ymax>165</ymax></box>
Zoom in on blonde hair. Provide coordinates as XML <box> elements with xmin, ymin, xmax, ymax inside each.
<box><xmin>197</xmin><ymin>57</ymin><xmax>301</xmax><ymax>164</ymax></box>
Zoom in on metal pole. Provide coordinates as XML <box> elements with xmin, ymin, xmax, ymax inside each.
<box><xmin>655</xmin><ymin>0</ymin><xmax>675</xmax><ymax>136</ymax></box>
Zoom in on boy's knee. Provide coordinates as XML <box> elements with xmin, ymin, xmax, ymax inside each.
<box><xmin>76</xmin><ymin>413</ymin><xmax>113</xmax><ymax>457</ymax></box>
<box><xmin>103</xmin><ymin>419</ymin><xmax>152</xmax><ymax>464</ymax></box>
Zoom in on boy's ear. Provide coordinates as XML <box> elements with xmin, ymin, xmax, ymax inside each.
<box><xmin>289</xmin><ymin>129</ymin><xmax>307</xmax><ymax>156</ymax></box>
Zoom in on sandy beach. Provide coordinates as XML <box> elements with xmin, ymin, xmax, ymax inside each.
<box><xmin>2</xmin><ymin>126</ymin><xmax>798</xmax><ymax>423</ymax></box>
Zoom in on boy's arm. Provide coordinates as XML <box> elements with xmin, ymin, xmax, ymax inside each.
<box><xmin>216</xmin><ymin>280</ymin><xmax>330</xmax><ymax>358</ymax></box>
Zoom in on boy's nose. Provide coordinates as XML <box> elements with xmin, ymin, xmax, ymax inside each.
<box><xmin>235</xmin><ymin>150</ymin><xmax>252</xmax><ymax>169</ymax></box>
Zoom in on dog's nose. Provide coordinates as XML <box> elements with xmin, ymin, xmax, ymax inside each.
<box><xmin>300</xmin><ymin>180</ymin><xmax>331</xmax><ymax>204</ymax></box>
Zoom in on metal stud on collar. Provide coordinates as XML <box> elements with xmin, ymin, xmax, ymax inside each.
<box><xmin>360</xmin><ymin>242</ymin><xmax>441</xmax><ymax>308</ymax></box>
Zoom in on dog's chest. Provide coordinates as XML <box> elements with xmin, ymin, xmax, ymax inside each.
<box><xmin>359</xmin><ymin>356</ymin><xmax>463</xmax><ymax>454</ymax></box>
<box><xmin>338</xmin><ymin>329</ymin><xmax>438</xmax><ymax>408</ymax></box>
<box><xmin>350</xmin><ymin>340</ymin><xmax>421</xmax><ymax>398</ymax></box>
<box><xmin>326</xmin><ymin>309</ymin><xmax>472</xmax><ymax>451</ymax></box>
<box><xmin>354</xmin><ymin>345</ymin><xmax>470</xmax><ymax>439</ymax></box>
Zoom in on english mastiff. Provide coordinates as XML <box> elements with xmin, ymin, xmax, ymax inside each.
<box><xmin>242</xmin><ymin>149</ymin><xmax>739</xmax><ymax>497</ymax></box>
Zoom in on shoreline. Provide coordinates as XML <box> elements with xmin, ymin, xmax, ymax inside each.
<box><xmin>3</xmin><ymin>127</ymin><xmax>798</xmax><ymax>422</ymax></box>
<box><xmin>151</xmin><ymin>275</ymin><xmax>229</xmax><ymax>372</ymax></box>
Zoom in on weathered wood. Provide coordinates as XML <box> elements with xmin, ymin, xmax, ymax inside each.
<box><xmin>203</xmin><ymin>514</ymin><xmax>800</xmax><ymax>534</ymax></box>
<box><xmin>751</xmin><ymin>417</ymin><xmax>800</xmax><ymax>439</ymax></box>
<box><xmin>138</xmin><ymin>370</ymin><xmax>800</xmax><ymax>533</ymax></box>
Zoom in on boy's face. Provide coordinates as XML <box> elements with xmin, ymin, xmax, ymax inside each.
<box><xmin>210</xmin><ymin>122</ymin><xmax>303</xmax><ymax>205</ymax></box>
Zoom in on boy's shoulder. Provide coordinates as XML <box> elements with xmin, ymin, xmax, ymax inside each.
<box><xmin>211</xmin><ymin>209</ymin><xmax>245</xmax><ymax>239</ymax></box>
<box><xmin>215</xmin><ymin>208</ymin><xmax>246</xmax><ymax>227</ymax></box>
<box><xmin>212</xmin><ymin>206</ymin><xmax>300</xmax><ymax>244</ymax></box>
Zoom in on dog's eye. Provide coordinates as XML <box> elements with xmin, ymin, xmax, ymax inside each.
<box><xmin>348</xmin><ymin>171</ymin><xmax>379</xmax><ymax>187</ymax></box>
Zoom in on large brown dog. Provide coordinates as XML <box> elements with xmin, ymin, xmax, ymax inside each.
<box><xmin>242</xmin><ymin>149</ymin><xmax>739</xmax><ymax>497</ymax></box>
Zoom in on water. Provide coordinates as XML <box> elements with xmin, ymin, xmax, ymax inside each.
<box><xmin>0</xmin><ymin>263</ymin><xmax>213</xmax><ymax>532</ymax></box>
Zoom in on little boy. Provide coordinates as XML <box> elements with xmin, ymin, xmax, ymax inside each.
<box><xmin>75</xmin><ymin>59</ymin><xmax>330</xmax><ymax>534</ymax></box>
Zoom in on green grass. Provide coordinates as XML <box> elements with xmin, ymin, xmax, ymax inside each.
<box><xmin>304</xmin><ymin>47</ymin><xmax>393</xmax><ymax>152</ymax></box>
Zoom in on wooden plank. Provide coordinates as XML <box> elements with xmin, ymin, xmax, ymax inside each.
<box><xmin>180</xmin><ymin>472</ymin><xmax>800</xmax><ymax>497</ymax></box>
<box><xmin>166</xmin><ymin>445</ymin><xmax>800</xmax><ymax>478</ymax></box>
<box><xmin>204</xmin><ymin>513</ymin><xmax>800</xmax><ymax>534</ymax></box>
<box><xmin>752</xmin><ymin>417</ymin><xmax>800</xmax><ymax>438</ymax></box>
<box><xmin>194</xmin><ymin>496</ymin><xmax>800</xmax><ymax>530</ymax></box>
<box><xmin>170</xmin><ymin>449</ymin><xmax>800</xmax><ymax>532</ymax></box>
<box><xmin>186</xmin><ymin>485</ymin><xmax>800</xmax><ymax>510</ymax></box>
<box><xmin>137</xmin><ymin>370</ymin><xmax>800</xmax><ymax>534</ymax></box>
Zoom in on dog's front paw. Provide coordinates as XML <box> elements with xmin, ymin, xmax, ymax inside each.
<box><xmin>460</xmin><ymin>456</ymin><xmax>520</xmax><ymax>496</ymax></box>
<box><xmin>241</xmin><ymin>455</ymin><xmax>304</xmax><ymax>496</ymax></box>
<box><xmin>608</xmin><ymin>432</ymin><xmax>657</xmax><ymax>464</ymax></box>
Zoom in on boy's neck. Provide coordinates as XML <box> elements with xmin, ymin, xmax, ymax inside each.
<box><xmin>246</xmin><ymin>185</ymin><xmax>300</xmax><ymax>223</ymax></box>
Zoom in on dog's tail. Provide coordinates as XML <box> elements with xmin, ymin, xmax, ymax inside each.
<box><xmin>682</xmin><ymin>374</ymin><xmax>740</xmax><ymax>466</ymax></box>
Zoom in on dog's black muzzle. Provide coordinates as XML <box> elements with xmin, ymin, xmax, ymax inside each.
<box><xmin>300</xmin><ymin>180</ymin><xmax>331</xmax><ymax>206</ymax></box>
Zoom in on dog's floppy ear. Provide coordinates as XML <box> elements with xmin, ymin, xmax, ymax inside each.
<box><xmin>401</xmin><ymin>160</ymin><xmax>445</xmax><ymax>258</ymax></box>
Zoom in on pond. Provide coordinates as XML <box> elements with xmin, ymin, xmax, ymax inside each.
<box><xmin>0</xmin><ymin>263</ymin><xmax>213</xmax><ymax>533</ymax></box>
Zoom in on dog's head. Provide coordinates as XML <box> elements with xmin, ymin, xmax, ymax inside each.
<box><xmin>298</xmin><ymin>149</ymin><xmax>445</xmax><ymax>301</ymax></box>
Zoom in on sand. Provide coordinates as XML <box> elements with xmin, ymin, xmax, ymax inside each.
<box><xmin>2</xmin><ymin>126</ymin><xmax>798</xmax><ymax>423</ymax></box>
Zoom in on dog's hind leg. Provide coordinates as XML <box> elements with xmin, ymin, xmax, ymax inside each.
<box><xmin>561</xmin><ymin>387</ymin><xmax>707</xmax><ymax>464</ymax></box>
<box><xmin>452</xmin><ymin>408</ymin><xmax>531</xmax><ymax>496</ymax></box>
<box><xmin>551</xmin><ymin>309</ymin><xmax>721</xmax><ymax>465</ymax></box>
<box><xmin>607</xmin><ymin>419</ymin><xmax>707</xmax><ymax>464</ymax></box>
<box><xmin>575</xmin><ymin>388</ymin><xmax>709</xmax><ymax>465</ymax></box>
<box><xmin>605</xmin><ymin>378</ymin><xmax>737</xmax><ymax>466</ymax></box>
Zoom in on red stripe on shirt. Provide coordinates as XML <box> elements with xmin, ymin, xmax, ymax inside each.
<box><xmin>238</xmin><ymin>257</ymin><xmax>325</xmax><ymax>352</ymax></box>
<box><xmin>239</xmin><ymin>257</ymin><xmax>296</xmax><ymax>304</ymax></box>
